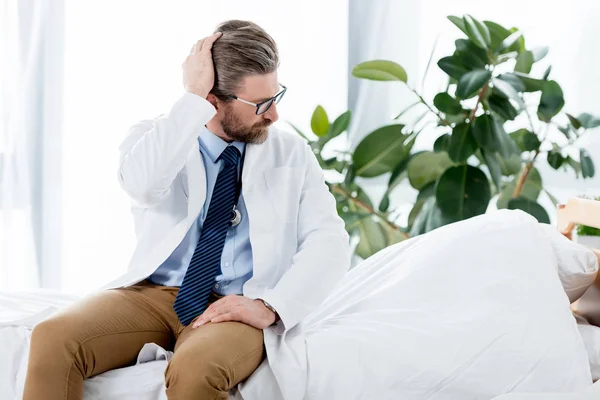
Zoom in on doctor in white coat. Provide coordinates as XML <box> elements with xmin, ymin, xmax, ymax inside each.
<box><xmin>23</xmin><ymin>20</ymin><xmax>350</xmax><ymax>400</ymax></box>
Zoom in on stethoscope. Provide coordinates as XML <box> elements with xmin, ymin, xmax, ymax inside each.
<box><xmin>230</xmin><ymin>145</ymin><xmax>247</xmax><ymax>228</ymax></box>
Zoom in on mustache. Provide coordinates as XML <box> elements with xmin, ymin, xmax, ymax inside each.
<box><xmin>254</xmin><ymin>120</ymin><xmax>272</xmax><ymax>129</ymax></box>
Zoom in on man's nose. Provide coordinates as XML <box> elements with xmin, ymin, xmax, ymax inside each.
<box><xmin>263</xmin><ymin>102</ymin><xmax>279</xmax><ymax>123</ymax></box>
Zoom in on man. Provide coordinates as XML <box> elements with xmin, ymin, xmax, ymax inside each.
<box><xmin>23</xmin><ymin>20</ymin><xmax>350</xmax><ymax>400</ymax></box>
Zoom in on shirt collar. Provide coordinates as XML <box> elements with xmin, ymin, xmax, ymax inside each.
<box><xmin>198</xmin><ymin>126</ymin><xmax>246</xmax><ymax>163</ymax></box>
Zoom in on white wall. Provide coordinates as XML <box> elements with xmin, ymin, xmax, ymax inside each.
<box><xmin>62</xmin><ymin>0</ymin><xmax>348</xmax><ymax>294</ymax></box>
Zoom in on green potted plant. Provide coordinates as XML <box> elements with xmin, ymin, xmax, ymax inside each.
<box><xmin>291</xmin><ymin>14</ymin><xmax>600</xmax><ymax>260</ymax></box>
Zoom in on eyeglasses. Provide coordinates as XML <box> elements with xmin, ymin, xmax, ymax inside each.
<box><xmin>229</xmin><ymin>84</ymin><xmax>287</xmax><ymax>115</ymax></box>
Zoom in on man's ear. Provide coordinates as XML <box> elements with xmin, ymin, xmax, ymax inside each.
<box><xmin>207</xmin><ymin>94</ymin><xmax>219</xmax><ymax>110</ymax></box>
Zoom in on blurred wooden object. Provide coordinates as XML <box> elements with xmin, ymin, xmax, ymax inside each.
<box><xmin>558</xmin><ymin>197</ymin><xmax>600</xmax><ymax>238</ymax></box>
<box><xmin>559</xmin><ymin>198</ymin><xmax>600</xmax><ymax>326</ymax></box>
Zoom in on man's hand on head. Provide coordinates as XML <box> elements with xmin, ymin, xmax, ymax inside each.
<box><xmin>192</xmin><ymin>294</ymin><xmax>277</xmax><ymax>330</ymax></box>
<box><xmin>182</xmin><ymin>32</ymin><xmax>222</xmax><ymax>99</ymax></box>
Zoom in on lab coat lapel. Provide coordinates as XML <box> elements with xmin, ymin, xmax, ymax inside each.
<box><xmin>186</xmin><ymin>140</ymin><xmax>207</xmax><ymax>217</ymax></box>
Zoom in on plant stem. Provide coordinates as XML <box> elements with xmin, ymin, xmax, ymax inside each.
<box><xmin>512</xmin><ymin>152</ymin><xmax>539</xmax><ymax>199</ymax></box>
<box><xmin>512</xmin><ymin>124</ymin><xmax>550</xmax><ymax>199</ymax></box>
<box><xmin>331</xmin><ymin>184</ymin><xmax>410</xmax><ymax>238</ymax></box>
<box><xmin>410</xmin><ymin>88</ymin><xmax>450</xmax><ymax>126</ymax></box>
<box><xmin>469</xmin><ymin>82</ymin><xmax>489</xmax><ymax>122</ymax></box>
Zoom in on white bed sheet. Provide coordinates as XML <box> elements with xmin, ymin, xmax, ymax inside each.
<box><xmin>3</xmin><ymin>292</ymin><xmax>600</xmax><ymax>400</ymax></box>
<box><xmin>0</xmin><ymin>291</ymin><xmax>180</xmax><ymax>400</ymax></box>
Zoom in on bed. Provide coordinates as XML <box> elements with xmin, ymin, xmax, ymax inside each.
<box><xmin>0</xmin><ymin>291</ymin><xmax>175</xmax><ymax>400</ymax></box>
<box><xmin>3</xmin><ymin>198</ymin><xmax>600</xmax><ymax>400</ymax></box>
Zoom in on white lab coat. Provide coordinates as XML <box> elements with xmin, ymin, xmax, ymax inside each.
<box><xmin>103</xmin><ymin>92</ymin><xmax>351</xmax><ymax>399</ymax></box>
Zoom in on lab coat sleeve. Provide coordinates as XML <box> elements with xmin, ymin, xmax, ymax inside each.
<box><xmin>117</xmin><ymin>92</ymin><xmax>216</xmax><ymax>207</ymax></box>
<box><xmin>259</xmin><ymin>143</ymin><xmax>351</xmax><ymax>334</ymax></box>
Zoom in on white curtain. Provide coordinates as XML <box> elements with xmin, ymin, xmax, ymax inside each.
<box><xmin>0</xmin><ymin>0</ymin><xmax>63</xmax><ymax>291</ymax></box>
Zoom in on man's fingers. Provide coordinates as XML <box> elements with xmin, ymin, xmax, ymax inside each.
<box><xmin>201</xmin><ymin>32</ymin><xmax>222</xmax><ymax>52</ymax></box>
<box><xmin>210</xmin><ymin>313</ymin><xmax>236</xmax><ymax>323</ymax></box>
<box><xmin>191</xmin><ymin>38</ymin><xmax>205</xmax><ymax>55</ymax></box>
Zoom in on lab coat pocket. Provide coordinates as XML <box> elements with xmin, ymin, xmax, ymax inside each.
<box><xmin>264</xmin><ymin>167</ymin><xmax>304</xmax><ymax>224</ymax></box>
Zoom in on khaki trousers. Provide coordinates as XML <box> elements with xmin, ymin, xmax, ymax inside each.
<box><xmin>22</xmin><ymin>280</ymin><xmax>265</xmax><ymax>400</ymax></box>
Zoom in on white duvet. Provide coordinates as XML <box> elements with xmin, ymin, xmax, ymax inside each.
<box><xmin>1</xmin><ymin>210</ymin><xmax>599</xmax><ymax>400</ymax></box>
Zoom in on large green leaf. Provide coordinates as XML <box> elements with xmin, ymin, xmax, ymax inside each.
<box><xmin>410</xmin><ymin>196</ymin><xmax>456</xmax><ymax>236</ymax></box>
<box><xmin>454</xmin><ymin>39</ymin><xmax>488</xmax><ymax>68</ymax></box>
<box><xmin>581</xmin><ymin>149</ymin><xmax>595</xmax><ymax>178</ymax></box>
<box><xmin>498</xmin><ymin>30</ymin><xmax>524</xmax><ymax>53</ymax></box>
<box><xmin>531</xmin><ymin>47</ymin><xmax>549</xmax><ymax>62</ymax></box>
<box><xmin>387</xmin><ymin>151</ymin><xmax>422</xmax><ymax>194</ymax></box>
<box><xmin>438</xmin><ymin>56</ymin><xmax>470</xmax><ymax>80</ymax></box>
<box><xmin>409</xmin><ymin>197</ymin><xmax>433</xmax><ymax>237</ymax></box>
<box><xmin>456</xmin><ymin>69</ymin><xmax>491</xmax><ymax>99</ymax></box>
<box><xmin>380</xmin><ymin>222</ymin><xmax>408</xmax><ymax>246</ymax></box>
<box><xmin>509</xmin><ymin>129</ymin><xmax>541</xmax><ymax>152</ymax></box>
<box><xmin>508</xmin><ymin>27</ymin><xmax>526</xmax><ymax>53</ymax></box>
<box><xmin>407</xmin><ymin>151</ymin><xmax>455</xmax><ymax>190</ymax></box>
<box><xmin>472</xmin><ymin>114</ymin><xmax>500</xmax><ymax>152</ymax></box>
<box><xmin>434</xmin><ymin>92</ymin><xmax>462</xmax><ymax>115</ymax></box>
<box><xmin>448</xmin><ymin>123</ymin><xmax>478</xmax><ymax>162</ymax></box>
<box><xmin>537</xmin><ymin>80</ymin><xmax>565</xmax><ymax>122</ymax></box>
<box><xmin>425</xmin><ymin>199</ymin><xmax>458</xmax><ymax>232</ymax></box>
<box><xmin>508</xmin><ymin>197</ymin><xmax>550</xmax><ymax>223</ymax></box>
<box><xmin>496</xmin><ymin>73</ymin><xmax>526</xmax><ymax>92</ymax></box>
<box><xmin>445</xmin><ymin>112</ymin><xmax>469</xmax><ymax>125</ymax></box>
<box><xmin>347</xmin><ymin>183</ymin><xmax>374</xmax><ymax>208</ymax></box>
<box><xmin>463</xmin><ymin>15</ymin><xmax>492</xmax><ymax>49</ymax></box>
<box><xmin>488</xmin><ymin>94</ymin><xmax>518</xmax><ymax>121</ymax></box>
<box><xmin>339</xmin><ymin>210</ymin><xmax>371</xmax><ymax>234</ymax></box>
<box><xmin>481</xmin><ymin>148</ymin><xmax>503</xmax><ymax>191</ymax></box>
<box><xmin>328</xmin><ymin>110</ymin><xmax>352</xmax><ymax>139</ymax></box>
<box><xmin>514</xmin><ymin>51</ymin><xmax>534</xmax><ymax>74</ymax></box>
<box><xmin>497</xmin><ymin>153</ymin><xmax>522</xmax><ymax>176</ymax></box>
<box><xmin>311</xmin><ymin>106</ymin><xmax>330</xmax><ymax>137</ymax></box>
<box><xmin>344</xmin><ymin>163</ymin><xmax>356</xmax><ymax>186</ymax></box>
<box><xmin>355</xmin><ymin>217</ymin><xmax>388</xmax><ymax>259</ymax></box>
<box><xmin>353</xmin><ymin>124</ymin><xmax>408</xmax><ymax>177</ymax></box>
<box><xmin>448</xmin><ymin>15</ymin><xmax>469</xmax><ymax>36</ymax></box>
<box><xmin>434</xmin><ymin>134</ymin><xmax>451</xmax><ymax>153</ymax></box>
<box><xmin>547</xmin><ymin>151</ymin><xmax>565</xmax><ymax>170</ymax></box>
<box><xmin>408</xmin><ymin>199</ymin><xmax>427</xmax><ymax>233</ymax></box>
<box><xmin>492</xmin><ymin>78</ymin><xmax>524</xmax><ymax>109</ymax></box>
<box><xmin>436</xmin><ymin>165</ymin><xmax>492</xmax><ymax>220</ymax></box>
<box><xmin>483</xmin><ymin>20</ymin><xmax>511</xmax><ymax>51</ymax></box>
<box><xmin>578</xmin><ymin>113</ymin><xmax>600</xmax><ymax>129</ymax></box>
<box><xmin>378</xmin><ymin>194</ymin><xmax>390</xmax><ymax>213</ymax></box>
<box><xmin>352</xmin><ymin>60</ymin><xmax>408</xmax><ymax>82</ymax></box>
<box><xmin>492</xmin><ymin>117</ymin><xmax>521</xmax><ymax>158</ymax></box>
<box><xmin>497</xmin><ymin>167</ymin><xmax>542</xmax><ymax>209</ymax></box>
<box><xmin>567</xmin><ymin>114</ymin><xmax>582</xmax><ymax>130</ymax></box>
<box><xmin>543</xmin><ymin>65</ymin><xmax>552</xmax><ymax>80</ymax></box>
<box><xmin>512</xmin><ymin>72</ymin><xmax>545</xmax><ymax>92</ymax></box>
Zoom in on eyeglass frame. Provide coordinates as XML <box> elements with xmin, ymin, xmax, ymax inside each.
<box><xmin>229</xmin><ymin>84</ymin><xmax>287</xmax><ymax>115</ymax></box>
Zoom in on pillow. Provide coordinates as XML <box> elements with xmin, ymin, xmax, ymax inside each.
<box><xmin>575</xmin><ymin>313</ymin><xmax>600</xmax><ymax>382</ymax></box>
<box><xmin>300</xmin><ymin>210</ymin><xmax>591</xmax><ymax>399</ymax></box>
<box><xmin>538</xmin><ymin>223</ymin><xmax>599</xmax><ymax>303</ymax></box>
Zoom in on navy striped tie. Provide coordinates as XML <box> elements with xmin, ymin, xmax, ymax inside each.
<box><xmin>173</xmin><ymin>145</ymin><xmax>241</xmax><ymax>326</ymax></box>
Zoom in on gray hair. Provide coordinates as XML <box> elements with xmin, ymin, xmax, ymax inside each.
<box><xmin>211</xmin><ymin>20</ymin><xmax>279</xmax><ymax>101</ymax></box>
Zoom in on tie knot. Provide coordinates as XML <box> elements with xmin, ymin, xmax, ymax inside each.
<box><xmin>219</xmin><ymin>146</ymin><xmax>241</xmax><ymax>167</ymax></box>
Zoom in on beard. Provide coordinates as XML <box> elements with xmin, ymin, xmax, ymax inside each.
<box><xmin>220</xmin><ymin>107</ymin><xmax>271</xmax><ymax>144</ymax></box>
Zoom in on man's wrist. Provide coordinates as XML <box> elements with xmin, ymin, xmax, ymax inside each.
<box><xmin>186</xmin><ymin>86</ymin><xmax>209</xmax><ymax>99</ymax></box>
<box><xmin>258</xmin><ymin>298</ymin><xmax>280</xmax><ymax>325</ymax></box>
